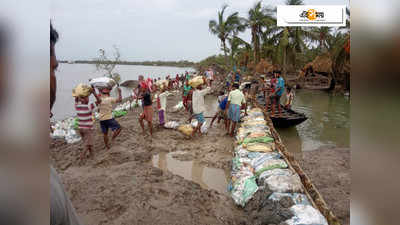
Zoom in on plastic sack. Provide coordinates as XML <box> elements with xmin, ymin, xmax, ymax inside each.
<box><xmin>268</xmin><ymin>193</ymin><xmax>311</xmax><ymax>206</ymax></box>
<box><xmin>254</xmin><ymin>159</ymin><xmax>288</xmax><ymax>176</ymax></box>
<box><xmin>188</xmin><ymin>76</ymin><xmax>204</xmax><ymax>88</ymax></box>
<box><xmin>251</xmin><ymin>152</ymin><xmax>282</xmax><ymax>169</ymax></box>
<box><xmin>200</xmin><ymin>122</ymin><xmax>208</xmax><ymax>134</ymax></box>
<box><xmin>89</xmin><ymin>77</ymin><xmax>117</xmax><ymax>89</ymax></box>
<box><xmin>244</xmin><ymin>142</ymin><xmax>275</xmax><ymax>152</ymax></box>
<box><xmin>178</xmin><ymin>124</ymin><xmax>193</xmax><ymax>136</ymax></box>
<box><xmin>258</xmin><ymin>169</ymin><xmax>293</xmax><ymax>182</ymax></box>
<box><xmin>285</xmin><ymin>205</ymin><xmax>328</xmax><ymax>225</ymax></box>
<box><xmin>231</xmin><ymin>156</ymin><xmax>252</xmax><ymax>173</ymax></box>
<box><xmin>73</xmin><ymin>117</ymin><xmax>79</xmax><ymax>129</ymax></box>
<box><xmin>113</xmin><ymin>110</ymin><xmax>127</xmax><ymax>118</ymax></box>
<box><xmin>240</xmin><ymin>136</ymin><xmax>274</xmax><ymax>145</ymax></box>
<box><xmin>191</xmin><ymin>119</ymin><xmax>198</xmax><ymax>128</ymax></box>
<box><xmin>231</xmin><ymin>176</ymin><xmax>258</xmax><ymax>207</ymax></box>
<box><xmin>164</xmin><ymin>121</ymin><xmax>179</xmax><ymax>129</ymax></box>
<box><xmin>131</xmin><ymin>101</ymin><xmax>138</xmax><ymax>108</ymax></box>
<box><xmin>51</xmin><ymin>129</ymin><xmax>66</xmax><ymax>139</ymax></box>
<box><xmin>264</xmin><ymin>174</ymin><xmax>303</xmax><ymax>193</ymax></box>
<box><xmin>173</xmin><ymin>101</ymin><xmax>184</xmax><ymax>112</ymax></box>
<box><xmin>72</xmin><ymin>83</ymin><xmax>92</xmax><ymax>97</ymax></box>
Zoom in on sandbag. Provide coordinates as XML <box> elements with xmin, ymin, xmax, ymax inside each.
<box><xmin>112</xmin><ymin>110</ymin><xmax>127</xmax><ymax>118</ymax></box>
<box><xmin>254</xmin><ymin>158</ymin><xmax>288</xmax><ymax>176</ymax></box>
<box><xmin>178</xmin><ymin>124</ymin><xmax>193</xmax><ymax>136</ymax></box>
<box><xmin>173</xmin><ymin>101</ymin><xmax>184</xmax><ymax>112</ymax></box>
<box><xmin>264</xmin><ymin>174</ymin><xmax>303</xmax><ymax>193</ymax></box>
<box><xmin>164</xmin><ymin>121</ymin><xmax>179</xmax><ymax>129</ymax></box>
<box><xmin>251</xmin><ymin>152</ymin><xmax>282</xmax><ymax>169</ymax></box>
<box><xmin>89</xmin><ymin>77</ymin><xmax>117</xmax><ymax>89</ymax></box>
<box><xmin>188</xmin><ymin>76</ymin><xmax>204</xmax><ymax>88</ymax></box>
<box><xmin>285</xmin><ymin>205</ymin><xmax>328</xmax><ymax>225</ymax></box>
<box><xmin>258</xmin><ymin>169</ymin><xmax>293</xmax><ymax>182</ymax></box>
<box><xmin>72</xmin><ymin>83</ymin><xmax>92</xmax><ymax>97</ymax></box>
<box><xmin>268</xmin><ymin>193</ymin><xmax>311</xmax><ymax>206</ymax></box>
<box><xmin>244</xmin><ymin>142</ymin><xmax>275</xmax><ymax>152</ymax></box>
<box><xmin>231</xmin><ymin>176</ymin><xmax>258</xmax><ymax>207</ymax></box>
<box><xmin>240</xmin><ymin>136</ymin><xmax>274</xmax><ymax>145</ymax></box>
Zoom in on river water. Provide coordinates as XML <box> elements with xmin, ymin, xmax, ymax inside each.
<box><xmin>278</xmin><ymin>89</ymin><xmax>350</xmax><ymax>155</ymax></box>
<box><xmin>52</xmin><ymin>63</ymin><xmax>194</xmax><ymax>120</ymax></box>
<box><xmin>53</xmin><ymin>63</ymin><xmax>350</xmax><ymax>155</ymax></box>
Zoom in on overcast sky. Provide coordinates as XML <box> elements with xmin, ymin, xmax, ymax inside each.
<box><xmin>51</xmin><ymin>0</ymin><xmax>348</xmax><ymax>62</ymax></box>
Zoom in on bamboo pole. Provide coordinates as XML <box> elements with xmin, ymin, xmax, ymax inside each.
<box><xmin>250</xmin><ymin>96</ymin><xmax>342</xmax><ymax>225</ymax></box>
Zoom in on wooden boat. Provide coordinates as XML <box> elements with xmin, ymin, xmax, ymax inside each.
<box><xmin>256</xmin><ymin>95</ymin><xmax>307</xmax><ymax>128</ymax></box>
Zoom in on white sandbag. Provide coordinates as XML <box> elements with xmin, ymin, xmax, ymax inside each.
<box><xmin>231</xmin><ymin>175</ymin><xmax>258</xmax><ymax>207</ymax></box>
<box><xmin>268</xmin><ymin>193</ymin><xmax>311</xmax><ymax>206</ymax></box>
<box><xmin>164</xmin><ymin>121</ymin><xmax>179</xmax><ymax>129</ymax></box>
<box><xmin>254</xmin><ymin>159</ymin><xmax>288</xmax><ymax>174</ymax></box>
<box><xmin>191</xmin><ymin>119</ymin><xmax>198</xmax><ymax>128</ymax></box>
<box><xmin>200</xmin><ymin>122</ymin><xmax>208</xmax><ymax>134</ymax></box>
<box><xmin>89</xmin><ymin>77</ymin><xmax>117</xmax><ymax>89</ymax></box>
<box><xmin>285</xmin><ymin>205</ymin><xmax>328</xmax><ymax>225</ymax></box>
<box><xmin>259</xmin><ymin>169</ymin><xmax>294</xmax><ymax>182</ymax></box>
<box><xmin>251</xmin><ymin>152</ymin><xmax>282</xmax><ymax>169</ymax></box>
<box><xmin>173</xmin><ymin>101</ymin><xmax>184</xmax><ymax>111</ymax></box>
<box><xmin>264</xmin><ymin>174</ymin><xmax>303</xmax><ymax>193</ymax></box>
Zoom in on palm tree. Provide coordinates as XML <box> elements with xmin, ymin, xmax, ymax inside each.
<box><xmin>209</xmin><ymin>5</ymin><xmax>244</xmax><ymax>67</ymax></box>
<box><xmin>228</xmin><ymin>36</ymin><xmax>251</xmax><ymax>68</ymax></box>
<box><xmin>245</xmin><ymin>1</ymin><xmax>275</xmax><ymax>64</ymax></box>
<box><xmin>311</xmin><ymin>27</ymin><xmax>333</xmax><ymax>52</ymax></box>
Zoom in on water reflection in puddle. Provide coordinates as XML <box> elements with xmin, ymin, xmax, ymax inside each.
<box><xmin>152</xmin><ymin>151</ymin><xmax>230</xmax><ymax>195</ymax></box>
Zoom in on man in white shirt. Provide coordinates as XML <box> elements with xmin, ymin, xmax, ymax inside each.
<box><xmin>225</xmin><ymin>83</ymin><xmax>246</xmax><ymax>136</ymax></box>
<box><xmin>191</xmin><ymin>77</ymin><xmax>210</xmax><ymax>137</ymax></box>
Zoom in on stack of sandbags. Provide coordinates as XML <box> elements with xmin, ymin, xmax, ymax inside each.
<box><xmin>228</xmin><ymin>106</ymin><xmax>328</xmax><ymax>225</ymax></box>
<box><xmin>89</xmin><ymin>77</ymin><xmax>117</xmax><ymax>89</ymax></box>
<box><xmin>72</xmin><ymin>83</ymin><xmax>92</xmax><ymax>97</ymax></box>
<box><xmin>188</xmin><ymin>76</ymin><xmax>204</xmax><ymax>88</ymax></box>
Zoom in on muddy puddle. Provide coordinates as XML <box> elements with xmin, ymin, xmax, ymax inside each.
<box><xmin>152</xmin><ymin>151</ymin><xmax>230</xmax><ymax>195</ymax></box>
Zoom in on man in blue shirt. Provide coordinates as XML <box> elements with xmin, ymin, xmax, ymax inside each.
<box><xmin>234</xmin><ymin>69</ymin><xmax>241</xmax><ymax>83</ymax></box>
<box><xmin>272</xmin><ymin>70</ymin><xmax>285</xmax><ymax>116</ymax></box>
<box><xmin>209</xmin><ymin>91</ymin><xmax>228</xmax><ymax>129</ymax></box>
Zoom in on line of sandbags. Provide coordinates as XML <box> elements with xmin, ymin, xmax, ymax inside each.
<box><xmin>229</xmin><ymin>107</ymin><xmax>328</xmax><ymax>225</ymax></box>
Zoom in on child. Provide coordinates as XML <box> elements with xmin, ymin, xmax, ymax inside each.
<box><xmin>138</xmin><ymin>83</ymin><xmax>154</xmax><ymax>136</ymax></box>
<box><xmin>157</xmin><ymin>86</ymin><xmax>168</xmax><ymax>127</ymax></box>
<box><xmin>97</xmin><ymin>86</ymin><xmax>123</xmax><ymax>149</ymax></box>
<box><xmin>74</xmin><ymin>88</ymin><xmax>97</xmax><ymax>159</ymax></box>
<box><xmin>210</xmin><ymin>91</ymin><xmax>228</xmax><ymax>129</ymax></box>
<box><xmin>285</xmin><ymin>86</ymin><xmax>295</xmax><ymax>110</ymax></box>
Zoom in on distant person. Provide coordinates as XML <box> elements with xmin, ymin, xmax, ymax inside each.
<box><xmin>175</xmin><ymin>74</ymin><xmax>180</xmax><ymax>88</ymax></box>
<box><xmin>285</xmin><ymin>86</ymin><xmax>295</xmax><ymax>110</ymax></box>
<box><xmin>97</xmin><ymin>86</ymin><xmax>123</xmax><ymax>149</ymax></box>
<box><xmin>271</xmin><ymin>70</ymin><xmax>285</xmax><ymax>116</ymax></box>
<box><xmin>191</xmin><ymin>77</ymin><xmax>210</xmax><ymax>138</ymax></box>
<box><xmin>74</xmin><ymin>87</ymin><xmax>99</xmax><ymax>159</ymax></box>
<box><xmin>209</xmin><ymin>91</ymin><xmax>228</xmax><ymax>129</ymax></box>
<box><xmin>182</xmin><ymin>79</ymin><xmax>192</xmax><ymax>111</ymax></box>
<box><xmin>157</xmin><ymin>86</ymin><xmax>168</xmax><ymax>127</ymax></box>
<box><xmin>138</xmin><ymin>83</ymin><xmax>153</xmax><ymax>136</ymax></box>
<box><xmin>50</xmin><ymin>23</ymin><xmax>84</xmax><ymax>225</ymax></box>
<box><xmin>234</xmin><ymin>69</ymin><xmax>241</xmax><ymax>83</ymax></box>
<box><xmin>226</xmin><ymin>83</ymin><xmax>246</xmax><ymax>136</ymax></box>
<box><xmin>185</xmin><ymin>71</ymin><xmax>190</xmax><ymax>80</ymax></box>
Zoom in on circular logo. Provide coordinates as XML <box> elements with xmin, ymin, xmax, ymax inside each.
<box><xmin>307</xmin><ymin>9</ymin><xmax>317</xmax><ymax>20</ymax></box>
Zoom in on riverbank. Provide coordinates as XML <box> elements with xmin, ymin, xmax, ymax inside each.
<box><xmin>50</xmin><ymin>93</ymin><xmax>249</xmax><ymax>225</ymax></box>
<box><xmin>298</xmin><ymin>147</ymin><xmax>350</xmax><ymax>225</ymax></box>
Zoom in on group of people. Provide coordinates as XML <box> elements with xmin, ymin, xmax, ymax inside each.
<box><xmin>258</xmin><ymin>70</ymin><xmax>294</xmax><ymax>116</ymax></box>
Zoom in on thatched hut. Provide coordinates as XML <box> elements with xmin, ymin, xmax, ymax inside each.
<box><xmin>299</xmin><ymin>54</ymin><xmax>333</xmax><ymax>90</ymax></box>
<box><xmin>301</xmin><ymin>54</ymin><xmax>333</xmax><ymax>76</ymax></box>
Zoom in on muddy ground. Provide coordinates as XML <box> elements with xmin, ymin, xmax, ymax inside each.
<box><xmin>50</xmin><ymin>90</ymin><xmax>349</xmax><ymax>225</ymax></box>
<box><xmin>50</xmin><ymin>93</ymin><xmax>252</xmax><ymax>225</ymax></box>
<box><xmin>298</xmin><ymin>147</ymin><xmax>350</xmax><ymax>225</ymax></box>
